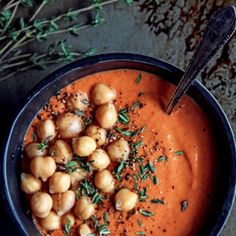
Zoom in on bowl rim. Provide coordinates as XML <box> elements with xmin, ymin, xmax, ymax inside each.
<box><xmin>2</xmin><ymin>53</ymin><xmax>236</xmax><ymax>236</ymax></box>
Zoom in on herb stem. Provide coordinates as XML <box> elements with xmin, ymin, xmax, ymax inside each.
<box><xmin>0</xmin><ymin>0</ymin><xmax>118</xmax><ymax>41</ymax></box>
<box><xmin>3</xmin><ymin>0</ymin><xmax>16</xmax><ymax>10</ymax></box>
<box><xmin>0</xmin><ymin>40</ymin><xmax>14</xmax><ymax>56</ymax></box>
<box><xmin>0</xmin><ymin>2</ymin><xmax>20</xmax><ymax>36</ymax></box>
<box><xmin>1</xmin><ymin>53</ymin><xmax>32</xmax><ymax>63</ymax></box>
<box><xmin>29</xmin><ymin>0</ymin><xmax>48</xmax><ymax>23</ymax></box>
<box><xmin>0</xmin><ymin>64</ymin><xmax>35</xmax><ymax>82</ymax></box>
<box><xmin>1</xmin><ymin>60</ymin><xmax>29</xmax><ymax>70</ymax></box>
<box><xmin>0</xmin><ymin>30</ymin><xmax>35</xmax><ymax>61</ymax></box>
<box><xmin>3</xmin><ymin>0</ymin><xmax>20</xmax><ymax>11</ymax></box>
<box><xmin>16</xmin><ymin>23</ymin><xmax>90</xmax><ymax>50</ymax></box>
<box><xmin>0</xmin><ymin>50</ymin><xmax>88</xmax><ymax>82</ymax></box>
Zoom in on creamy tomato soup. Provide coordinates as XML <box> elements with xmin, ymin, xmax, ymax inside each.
<box><xmin>21</xmin><ymin>69</ymin><xmax>220</xmax><ymax>236</ymax></box>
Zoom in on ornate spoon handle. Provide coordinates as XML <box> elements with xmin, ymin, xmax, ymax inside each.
<box><xmin>165</xmin><ymin>6</ymin><xmax>236</xmax><ymax>114</ymax></box>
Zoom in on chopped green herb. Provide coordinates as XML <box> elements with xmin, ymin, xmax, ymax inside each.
<box><xmin>131</xmin><ymin>174</ymin><xmax>138</xmax><ymax>181</ymax></box>
<box><xmin>152</xmin><ymin>176</ymin><xmax>159</xmax><ymax>185</ymax></box>
<box><xmin>175</xmin><ymin>151</ymin><xmax>184</xmax><ymax>156</ymax></box>
<box><xmin>114</xmin><ymin>126</ymin><xmax>145</xmax><ymax>137</ymax></box>
<box><xmin>136</xmin><ymin>157</ymin><xmax>144</xmax><ymax>163</ymax></box>
<box><xmin>92</xmin><ymin>215</ymin><xmax>110</xmax><ymax>235</ymax></box>
<box><xmin>64</xmin><ymin>161</ymin><xmax>78</xmax><ymax>173</ymax></box>
<box><xmin>118</xmin><ymin>110</ymin><xmax>130</xmax><ymax>124</ymax></box>
<box><xmin>134</xmin><ymin>139</ymin><xmax>143</xmax><ymax>149</ymax></box>
<box><xmin>81</xmin><ymin>98</ymin><xmax>89</xmax><ymax>105</ymax></box>
<box><xmin>135</xmin><ymin>74</ymin><xmax>142</xmax><ymax>84</ymax></box>
<box><xmin>138</xmin><ymin>91</ymin><xmax>144</xmax><ymax>97</ymax></box>
<box><xmin>92</xmin><ymin>192</ymin><xmax>105</xmax><ymax>204</ymax></box>
<box><xmin>75</xmin><ymin>109</ymin><xmax>84</xmax><ymax>116</ymax></box>
<box><xmin>148</xmin><ymin>161</ymin><xmax>156</xmax><ymax>173</ymax></box>
<box><xmin>157</xmin><ymin>156</ymin><xmax>168</xmax><ymax>162</ymax></box>
<box><xmin>104</xmin><ymin>212</ymin><xmax>109</xmax><ymax>223</ymax></box>
<box><xmin>138</xmin><ymin>164</ymin><xmax>149</xmax><ymax>181</ymax></box>
<box><xmin>37</xmin><ymin>141</ymin><xmax>48</xmax><ymax>150</ymax></box>
<box><xmin>139</xmin><ymin>187</ymin><xmax>148</xmax><ymax>201</ymax></box>
<box><xmin>138</xmin><ymin>209</ymin><xmax>154</xmax><ymax>217</ymax></box>
<box><xmin>63</xmin><ymin>218</ymin><xmax>72</xmax><ymax>236</ymax></box>
<box><xmin>181</xmin><ymin>200</ymin><xmax>188</xmax><ymax>211</ymax></box>
<box><xmin>151</xmin><ymin>198</ymin><xmax>165</xmax><ymax>204</ymax></box>
<box><xmin>142</xmin><ymin>173</ymin><xmax>149</xmax><ymax>181</ymax></box>
<box><xmin>75</xmin><ymin>156</ymin><xmax>93</xmax><ymax>173</ymax></box>
<box><xmin>136</xmin><ymin>232</ymin><xmax>145</xmax><ymax>235</ymax></box>
<box><xmin>82</xmin><ymin>116</ymin><xmax>92</xmax><ymax>126</ymax></box>
<box><xmin>98</xmin><ymin>224</ymin><xmax>110</xmax><ymax>235</ymax></box>
<box><xmin>114</xmin><ymin>160</ymin><xmax>126</xmax><ymax>181</ymax></box>
<box><xmin>138</xmin><ymin>218</ymin><xmax>144</xmax><ymax>226</ymax></box>
<box><xmin>80</xmin><ymin>179</ymin><xmax>96</xmax><ymax>196</ymax></box>
<box><xmin>130</xmin><ymin>100</ymin><xmax>141</xmax><ymax>111</ymax></box>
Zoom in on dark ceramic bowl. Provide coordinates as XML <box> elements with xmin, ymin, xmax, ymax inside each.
<box><xmin>1</xmin><ymin>53</ymin><xmax>236</xmax><ymax>236</ymax></box>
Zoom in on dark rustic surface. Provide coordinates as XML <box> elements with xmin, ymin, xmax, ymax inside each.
<box><xmin>0</xmin><ymin>0</ymin><xmax>235</xmax><ymax>235</ymax></box>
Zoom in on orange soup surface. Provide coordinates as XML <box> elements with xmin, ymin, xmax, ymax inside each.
<box><xmin>23</xmin><ymin>69</ymin><xmax>220</xmax><ymax>236</ymax></box>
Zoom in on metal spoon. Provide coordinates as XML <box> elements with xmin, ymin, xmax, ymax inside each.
<box><xmin>165</xmin><ymin>6</ymin><xmax>236</xmax><ymax>115</ymax></box>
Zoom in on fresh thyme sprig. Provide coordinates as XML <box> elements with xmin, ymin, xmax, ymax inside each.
<box><xmin>0</xmin><ymin>0</ymin><xmax>120</xmax><ymax>82</ymax></box>
<box><xmin>0</xmin><ymin>41</ymin><xmax>96</xmax><ymax>82</ymax></box>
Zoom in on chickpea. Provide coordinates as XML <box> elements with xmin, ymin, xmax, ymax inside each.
<box><xmin>67</xmin><ymin>91</ymin><xmax>89</xmax><ymax>111</ymax></box>
<box><xmin>30</xmin><ymin>156</ymin><xmax>56</xmax><ymax>182</ymax></box>
<box><xmin>94</xmin><ymin>169</ymin><xmax>114</xmax><ymax>193</ymax></box>
<box><xmin>56</xmin><ymin>112</ymin><xmax>83</xmax><ymax>139</ymax></box>
<box><xmin>95</xmin><ymin>103</ymin><xmax>117</xmax><ymax>129</ymax></box>
<box><xmin>39</xmin><ymin>211</ymin><xmax>61</xmax><ymax>231</ymax></box>
<box><xmin>36</xmin><ymin>119</ymin><xmax>56</xmax><ymax>142</ymax></box>
<box><xmin>49</xmin><ymin>140</ymin><xmax>73</xmax><ymax>164</ymax></box>
<box><xmin>72</xmin><ymin>136</ymin><xmax>96</xmax><ymax>157</ymax></box>
<box><xmin>25</xmin><ymin>142</ymin><xmax>47</xmax><ymax>159</ymax></box>
<box><xmin>85</xmin><ymin>125</ymin><xmax>107</xmax><ymax>146</ymax></box>
<box><xmin>114</xmin><ymin>188</ymin><xmax>138</xmax><ymax>212</ymax></box>
<box><xmin>31</xmin><ymin>192</ymin><xmax>53</xmax><ymax>218</ymax></box>
<box><xmin>78</xmin><ymin>223</ymin><xmax>92</xmax><ymax>236</ymax></box>
<box><xmin>74</xmin><ymin>196</ymin><xmax>95</xmax><ymax>220</ymax></box>
<box><xmin>70</xmin><ymin>168</ymin><xmax>87</xmax><ymax>188</ymax></box>
<box><xmin>88</xmin><ymin>149</ymin><xmax>110</xmax><ymax>170</ymax></box>
<box><xmin>91</xmin><ymin>83</ymin><xmax>116</xmax><ymax>105</ymax></box>
<box><xmin>49</xmin><ymin>172</ymin><xmax>71</xmax><ymax>194</ymax></box>
<box><xmin>107</xmin><ymin>138</ymin><xmax>130</xmax><ymax>162</ymax></box>
<box><xmin>21</xmin><ymin>173</ymin><xmax>42</xmax><ymax>194</ymax></box>
<box><xmin>52</xmin><ymin>190</ymin><xmax>75</xmax><ymax>216</ymax></box>
<box><xmin>61</xmin><ymin>213</ymin><xmax>75</xmax><ymax>227</ymax></box>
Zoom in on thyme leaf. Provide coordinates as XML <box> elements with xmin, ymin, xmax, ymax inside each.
<box><xmin>175</xmin><ymin>151</ymin><xmax>184</xmax><ymax>156</ymax></box>
<box><xmin>114</xmin><ymin>126</ymin><xmax>145</xmax><ymax>137</ymax></box>
<box><xmin>135</xmin><ymin>74</ymin><xmax>142</xmax><ymax>84</ymax></box>
<box><xmin>118</xmin><ymin>109</ymin><xmax>130</xmax><ymax>124</ymax></box>
<box><xmin>157</xmin><ymin>156</ymin><xmax>168</xmax><ymax>162</ymax></box>
<box><xmin>148</xmin><ymin>160</ymin><xmax>155</xmax><ymax>173</ymax></box>
<box><xmin>151</xmin><ymin>198</ymin><xmax>165</xmax><ymax>204</ymax></box>
<box><xmin>92</xmin><ymin>215</ymin><xmax>110</xmax><ymax>235</ymax></box>
<box><xmin>181</xmin><ymin>200</ymin><xmax>188</xmax><ymax>211</ymax></box>
<box><xmin>37</xmin><ymin>140</ymin><xmax>48</xmax><ymax>150</ymax></box>
<box><xmin>138</xmin><ymin>209</ymin><xmax>154</xmax><ymax>217</ymax></box>
<box><xmin>64</xmin><ymin>161</ymin><xmax>79</xmax><ymax>174</ymax></box>
<box><xmin>136</xmin><ymin>232</ymin><xmax>145</xmax><ymax>235</ymax></box>
<box><xmin>63</xmin><ymin>218</ymin><xmax>72</xmax><ymax>236</ymax></box>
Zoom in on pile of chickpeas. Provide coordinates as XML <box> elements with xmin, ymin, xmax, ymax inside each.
<box><xmin>21</xmin><ymin>83</ymin><xmax>138</xmax><ymax>235</ymax></box>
